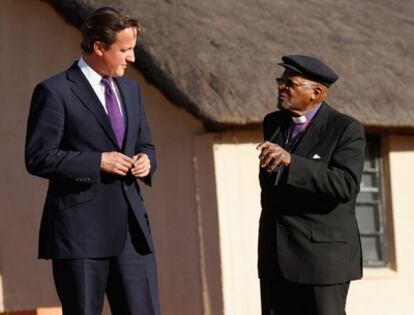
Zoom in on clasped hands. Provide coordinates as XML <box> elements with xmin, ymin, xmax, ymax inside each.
<box><xmin>101</xmin><ymin>152</ymin><xmax>150</xmax><ymax>177</ymax></box>
<box><xmin>257</xmin><ymin>141</ymin><xmax>291</xmax><ymax>173</ymax></box>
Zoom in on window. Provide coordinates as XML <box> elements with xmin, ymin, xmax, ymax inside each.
<box><xmin>356</xmin><ymin>136</ymin><xmax>388</xmax><ymax>267</ymax></box>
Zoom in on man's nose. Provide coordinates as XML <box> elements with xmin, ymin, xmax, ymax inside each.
<box><xmin>278</xmin><ymin>84</ymin><xmax>288</xmax><ymax>92</ymax></box>
<box><xmin>127</xmin><ymin>50</ymin><xmax>135</xmax><ymax>63</ymax></box>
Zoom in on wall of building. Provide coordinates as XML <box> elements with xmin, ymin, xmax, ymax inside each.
<box><xmin>0</xmin><ymin>0</ymin><xmax>83</xmax><ymax>310</ymax></box>
<box><xmin>211</xmin><ymin>133</ymin><xmax>262</xmax><ymax>315</ymax></box>
<box><xmin>0</xmin><ymin>1</ymin><xmax>205</xmax><ymax>314</ymax></box>
<box><xmin>193</xmin><ymin>131</ymin><xmax>263</xmax><ymax>315</ymax></box>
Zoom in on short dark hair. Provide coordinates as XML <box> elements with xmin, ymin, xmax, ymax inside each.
<box><xmin>81</xmin><ymin>7</ymin><xmax>140</xmax><ymax>54</ymax></box>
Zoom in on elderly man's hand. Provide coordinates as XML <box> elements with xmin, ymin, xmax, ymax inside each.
<box><xmin>131</xmin><ymin>153</ymin><xmax>151</xmax><ymax>178</ymax></box>
<box><xmin>257</xmin><ymin>141</ymin><xmax>291</xmax><ymax>172</ymax></box>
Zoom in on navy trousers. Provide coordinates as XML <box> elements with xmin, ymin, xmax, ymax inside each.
<box><xmin>52</xmin><ymin>212</ymin><xmax>160</xmax><ymax>315</ymax></box>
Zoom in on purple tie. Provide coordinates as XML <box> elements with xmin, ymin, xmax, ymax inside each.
<box><xmin>102</xmin><ymin>78</ymin><xmax>125</xmax><ymax>148</ymax></box>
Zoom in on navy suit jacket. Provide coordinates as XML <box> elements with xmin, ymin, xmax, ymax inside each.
<box><xmin>25</xmin><ymin>62</ymin><xmax>156</xmax><ymax>259</ymax></box>
<box><xmin>258</xmin><ymin>103</ymin><xmax>365</xmax><ymax>285</ymax></box>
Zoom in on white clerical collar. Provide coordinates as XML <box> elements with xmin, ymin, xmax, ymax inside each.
<box><xmin>291</xmin><ymin>115</ymin><xmax>307</xmax><ymax>124</ymax></box>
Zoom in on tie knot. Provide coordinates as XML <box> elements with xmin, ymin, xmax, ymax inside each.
<box><xmin>101</xmin><ymin>77</ymin><xmax>112</xmax><ymax>89</ymax></box>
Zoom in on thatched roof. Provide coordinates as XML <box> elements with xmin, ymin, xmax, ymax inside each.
<box><xmin>46</xmin><ymin>0</ymin><xmax>414</xmax><ymax>131</ymax></box>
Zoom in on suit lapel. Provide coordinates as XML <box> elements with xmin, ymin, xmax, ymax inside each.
<box><xmin>293</xmin><ymin>102</ymin><xmax>330</xmax><ymax>156</ymax></box>
<box><xmin>268</xmin><ymin>112</ymin><xmax>291</xmax><ymax>147</ymax></box>
<box><xmin>66</xmin><ymin>63</ymin><xmax>119</xmax><ymax>148</ymax></box>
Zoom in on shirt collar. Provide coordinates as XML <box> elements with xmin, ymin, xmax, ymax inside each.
<box><xmin>77</xmin><ymin>57</ymin><xmax>106</xmax><ymax>86</ymax></box>
<box><xmin>291</xmin><ymin>102</ymin><xmax>322</xmax><ymax>124</ymax></box>
<box><xmin>291</xmin><ymin>115</ymin><xmax>307</xmax><ymax>124</ymax></box>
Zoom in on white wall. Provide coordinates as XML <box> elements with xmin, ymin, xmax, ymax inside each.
<box><xmin>194</xmin><ymin>132</ymin><xmax>262</xmax><ymax>315</ymax></box>
<box><xmin>213</xmin><ymin>140</ymin><xmax>262</xmax><ymax>315</ymax></box>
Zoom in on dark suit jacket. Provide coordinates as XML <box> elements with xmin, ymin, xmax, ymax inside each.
<box><xmin>25</xmin><ymin>62</ymin><xmax>156</xmax><ymax>259</ymax></box>
<box><xmin>258</xmin><ymin>102</ymin><xmax>365</xmax><ymax>285</ymax></box>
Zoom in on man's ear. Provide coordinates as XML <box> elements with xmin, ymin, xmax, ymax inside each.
<box><xmin>313</xmin><ymin>86</ymin><xmax>323</xmax><ymax>96</ymax></box>
<box><xmin>311</xmin><ymin>85</ymin><xmax>326</xmax><ymax>102</ymax></box>
<box><xmin>93</xmin><ymin>41</ymin><xmax>105</xmax><ymax>57</ymax></box>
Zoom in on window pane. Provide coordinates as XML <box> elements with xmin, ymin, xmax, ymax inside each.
<box><xmin>357</xmin><ymin>191</ymin><xmax>379</xmax><ymax>203</ymax></box>
<box><xmin>361</xmin><ymin>172</ymin><xmax>379</xmax><ymax>188</ymax></box>
<box><xmin>356</xmin><ymin>204</ymin><xmax>380</xmax><ymax>232</ymax></box>
<box><xmin>364</xmin><ymin>142</ymin><xmax>379</xmax><ymax>170</ymax></box>
<box><xmin>361</xmin><ymin>236</ymin><xmax>382</xmax><ymax>262</ymax></box>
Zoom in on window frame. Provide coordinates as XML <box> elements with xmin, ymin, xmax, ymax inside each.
<box><xmin>356</xmin><ymin>135</ymin><xmax>389</xmax><ymax>267</ymax></box>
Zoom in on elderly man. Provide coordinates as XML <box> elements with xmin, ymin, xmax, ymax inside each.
<box><xmin>257</xmin><ymin>55</ymin><xmax>365</xmax><ymax>315</ymax></box>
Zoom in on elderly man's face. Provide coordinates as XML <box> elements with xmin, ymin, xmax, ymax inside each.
<box><xmin>276</xmin><ymin>70</ymin><xmax>319</xmax><ymax>116</ymax></box>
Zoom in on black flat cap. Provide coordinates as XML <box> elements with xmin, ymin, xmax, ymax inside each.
<box><xmin>278</xmin><ymin>55</ymin><xmax>339</xmax><ymax>86</ymax></box>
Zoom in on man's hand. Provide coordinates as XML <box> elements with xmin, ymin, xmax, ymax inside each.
<box><xmin>257</xmin><ymin>141</ymin><xmax>291</xmax><ymax>172</ymax></box>
<box><xmin>131</xmin><ymin>153</ymin><xmax>151</xmax><ymax>178</ymax></box>
<box><xmin>101</xmin><ymin>152</ymin><xmax>134</xmax><ymax>176</ymax></box>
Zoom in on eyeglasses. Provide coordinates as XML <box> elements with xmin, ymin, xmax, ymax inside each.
<box><xmin>275</xmin><ymin>78</ymin><xmax>317</xmax><ymax>90</ymax></box>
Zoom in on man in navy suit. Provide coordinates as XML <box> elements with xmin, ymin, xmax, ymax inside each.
<box><xmin>257</xmin><ymin>55</ymin><xmax>365</xmax><ymax>315</ymax></box>
<box><xmin>25</xmin><ymin>7</ymin><xmax>160</xmax><ymax>315</ymax></box>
